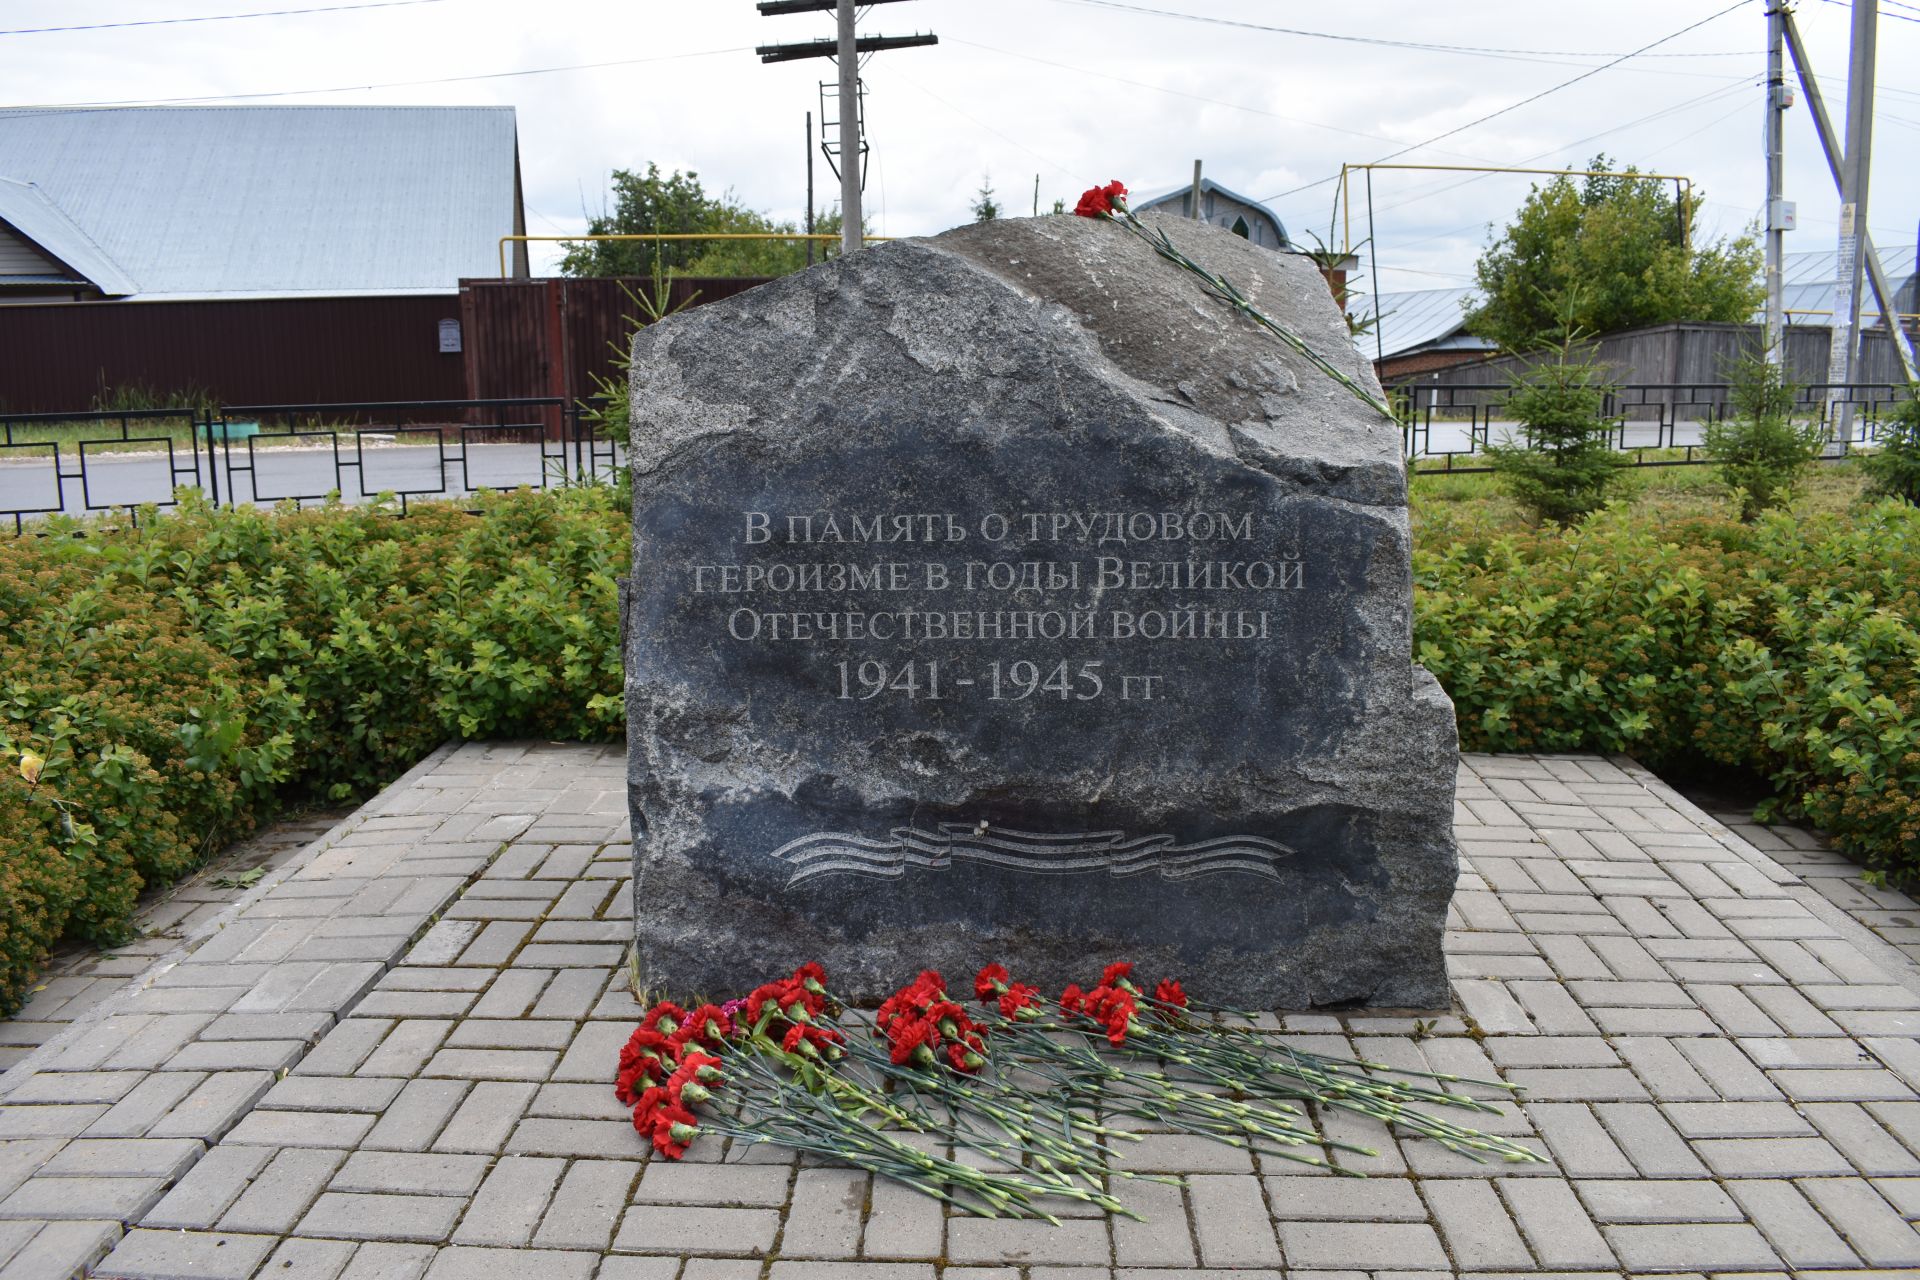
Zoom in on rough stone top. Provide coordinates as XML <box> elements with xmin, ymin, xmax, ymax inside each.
<box><xmin>628</xmin><ymin>212</ymin><xmax>1404</xmax><ymax>507</ymax></box>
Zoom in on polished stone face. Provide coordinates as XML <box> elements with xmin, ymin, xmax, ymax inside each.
<box><xmin>626</xmin><ymin>214</ymin><xmax>1458</xmax><ymax>1008</ymax></box>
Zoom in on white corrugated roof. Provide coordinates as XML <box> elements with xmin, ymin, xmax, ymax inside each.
<box><xmin>0</xmin><ymin>106</ymin><xmax>521</xmax><ymax>300</ymax></box>
<box><xmin>0</xmin><ymin>175</ymin><xmax>137</xmax><ymax>294</ymax></box>
<box><xmin>1351</xmin><ymin>286</ymin><xmax>1489</xmax><ymax>359</ymax></box>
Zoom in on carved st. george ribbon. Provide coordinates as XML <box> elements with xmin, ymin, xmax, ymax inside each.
<box><xmin>768</xmin><ymin>824</ymin><xmax>1292</xmax><ymax>886</ymax></box>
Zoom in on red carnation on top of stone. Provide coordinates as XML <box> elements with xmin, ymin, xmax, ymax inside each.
<box><xmin>974</xmin><ymin>963</ymin><xmax>1010</xmax><ymax>1001</ymax></box>
<box><xmin>1073</xmin><ymin>180</ymin><xmax>1129</xmax><ymax>219</ymax></box>
<box><xmin>1154</xmin><ymin>978</ymin><xmax>1189</xmax><ymax>1012</ymax></box>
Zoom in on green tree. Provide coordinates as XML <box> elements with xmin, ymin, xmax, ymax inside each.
<box><xmin>1860</xmin><ymin>389</ymin><xmax>1920</xmax><ymax>504</ymax></box>
<box><xmin>1703</xmin><ymin>354</ymin><xmax>1827</xmax><ymax>521</ymax></box>
<box><xmin>971</xmin><ymin>175</ymin><xmax>1001</xmax><ymax>222</ymax></box>
<box><xmin>1467</xmin><ymin>155</ymin><xmax>1762</xmax><ymax>352</ymax></box>
<box><xmin>560</xmin><ymin>163</ymin><xmax>842</xmax><ymax>279</ymax></box>
<box><xmin>1483</xmin><ymin>311</ymin><xmax>1627</xmax><ymax>525</ymax></box>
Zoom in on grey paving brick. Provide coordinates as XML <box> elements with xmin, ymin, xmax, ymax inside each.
<box><xmin>433</xmin><ymin>1081</ymin><xmax>537</xmax><ymax>1154</ymax></box>
<box><xmin>332</xmin><ymin>1152</ymin><xmax>491</xmax><ymax>1197</ymax></box>
<box><xmin>257</xmin><ymin>1235</ymin><xmax>358</xmax><ymax>1280</ymax></box>
<box><xmin>0</xmin><ymin>1219</ymin><xmax>118</xmax><ymax>1280</ymax></box>
<box><xmin>141</xmin><ymin>1144</ymin><xmax>274</xmax><ymax>1229</ymax></box>
<box><xmin>0</xmin><ymin>1102</ymin><xmax>109</xmax><ymax>1138</ymax></box>
<box><xmin>466</xmin><ymin>970</ymin><xmax>550</xmax><ymax>1020</ymax></box>
<box><xmin>219</xmin><ymin>1147</ymin><xmax>348</xmax><ymax>1234</ymax></box>
<box><xmin>262</xmin><ymin>1075</ymin><xmax>408</xmax><ymax>1114</ymax></box>
<box><xmin>613</xmin><ymin>1205</ymin><xmax>781</xmax><ymax>1256</ymax></box>
<box><xmin>1593</xmin><ymin>1103</ymin><xmax>1706</xmax><ymax>1177</ymax></box>
<box><xmin>422</xmin><ymin>1245</ymin><xmax>598</xmax><ymax>1279</ymax></box>
<box><xmin>336</xmin><ymin>1241</ymin><xmax>438</xmax><ymax>1280</ymax></box>
<box><xmin>1</xmin><ymin>1072</ymin><xmax>144</xmax><ymax>1106</ymax></box>
<box><xmin>421</xmin><ymin>1048</ymin><xmax>555</xmax><ymax>1081</ymax></box>
<box><xmin>1265</xmin><ymin>1174</ymin><xmax>1425</xmax><ymax>1219</ymax></box>
<box><xmin>1796</xmin><ymin>1176</ymin><xmax>1920</xmax><ymax>1266</ymax></box>
<box><xmin>297</xmin><ymin>1019</ymin><xmax>392</xmax><ymax>1077</ymax></box>
<box><xmin>223</xmin><ymin>1109</ymin><xmax>376</xmax><ymax>1149</ymax></box>
<box><xmin>1660</xmin><ymin>1101</ymin><xmax>1812</xmax><ymax>1139</ymax></box>
<box><xmin>1692</xmin><ymin>1135</ymin><xmax>1854</xmax><ymax>1177</ymax></box>
<box><xmin>449</xmin><ymin>1155</ymin><xmax>563</xmax><ymax>1246</ymax></box>
<box><xmin>361</xmin><ymin>1078</ymin><xmax>471</xmax><ymax>1152</ymax></box>
<box><xmin>780</xmin><ymin>1167</ymin><xmax>865</xmax><ymax>1260</ymax></box>
<box><xmin>93</xmin><ymin>1227</ymin><xmax>277</xmax><ymax>1280</ymax></box>
<box><xmin>862</xmin><ymin>1159</ymin><xmax>943</xmax><ymax>1259</ymax></box>
<box><xmin>946</xmin><ymin>1217</ymin><xmax>1109</xmax><ymax>1265</ymax></box>
<box><xmin>1576</xmin><ymin>1179</ymin><xmax>1744</xmax><ymax>1223</ymax></box>
<box><xmin>199</xmin><ymin>1011</ymin><xmax>335</xmax><ymax>1043</ymax></box>
<box><xmin>1276</xmin><ymin>1219</ymin><xmax>1448</xmax><ymax>1270</ymax></box>
<box><xmin>295</xmin><ymin>1192</ymin><xmax>465</xmax><ymax>1243</ymax></box>
<box><xmin>443</xmin><ymin>1019</ymin><xmax>574</xmax><ymax>1050</ymax></box>
<box><xmin>1423</xmin><ymin>1178</ymin><xmax>1532</xmax><ymax>1269</ymax></box>
<box><xmin>592</xmin><ymin>1260</ymin><xmax>680</xmax><ymax>1280</ymax></box>
<box><xmin>1803</xmin><ymin>1101</ymin><xmax>1920</xmax><ymax>1174</ymax></box>
<box><xmin>1602</xmin><ymin>1221</ymin><xmax>1780</xmax><ymax>1271</ymax></box>
<box><xmin>355</xmin><ymin>1020</ymin><xmax>453</xmax><ymax>1078</ymax></box>
<box><xmin>1498</xmin><ymin>1176</ymin><xmax>1614</xmax><ymax>1269</ymax></box>
<box><xmin>633</xmin><ymin>1161</ymin><xmax>789</xmax><ymax>1206</ymax></box>
<box><xmin>0</xmin><ymin>1174</ymin><xmax>169</xmax><ymax>1222</ymax></box>
<box><xmin>526</xmin><ymin>1158</ymin><xmax>638</xmax><ymax>1252</ymax></box>
<box><xmin>1110</xmin><ymin>1177</ymin><xmax>1191</xmax><ymax>1267</ymax></box>
<box><xmin>529</xmin><ymin>969</ymin><xmax>607</xmax><ymax>1021</ymax></box>
<box><xmin>1724</xmin><ymin>1180</ymin><xmax>1859</xmax><ymax>1270</ymax></box>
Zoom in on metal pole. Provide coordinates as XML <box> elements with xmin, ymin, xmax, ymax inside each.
<box><xmin>1825</xmin><ymin>0</ymin><xmax>1877</xmax><ymax>432</ymax></box>
<box><xmin>1765</xmin><ymin>2</ymin><xmax>1787</xmax><ymax>362</ymax></box>
<box><xmin>837</xmin><ymin>0</ymin><xmax>863</xmax><ymax>253</ymax></box>
<box><xmin>1783</xmin><ymin>8</ymin><xmax>1916</xmax><ymax>380</ymax></box>
<box><xmin>1189</xmin><ymin>159</ymin><xmax>1203</xmax><ymax>220</ymax></box>
<box><xmin>1367</xmin><ymin>167</ymin><xmax>1384</xmax><ymax>370</ymax></box>
<box><xmin>805</xmin><ymin>110</ymin><xmax>816</xmax><ymax>267</ymax></box>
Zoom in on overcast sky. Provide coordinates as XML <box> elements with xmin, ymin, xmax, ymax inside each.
<box><xmin>6</xmin><ymin>0</ymin><xmax>1918</xmax><ymax>292</ymax></box>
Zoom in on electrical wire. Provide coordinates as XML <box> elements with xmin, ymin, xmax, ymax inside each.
<box><xmin>1045</xmin><ymin>0</ymin><xmax>1763</xmax><ymax>63</ymax></box>
<box><xmin>0</xmin><ymin>46</ymin><xmax>750</xmax><ymax>114</ymax></box>
<box><xmin>1258</xmin><ymin>0</ymin><xmax>1756</xmax><ymax>203</ymax></box>
<box><xmin>1817</xmin><ymin>0</ymin><xmax>1920</xmax><ymax>24</ymax></box>
<box><xmin>1</xmin><ymin>0</ymin><xmax>447</xmax><ymax>37</ymax></box>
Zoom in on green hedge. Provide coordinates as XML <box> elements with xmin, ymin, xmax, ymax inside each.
<box><xmin>0</xmin><ymin>489</ymin><xmax>625</xmax><ymax>1012</ymax></box>
<box><xmin>1414</xmin><ymin>500</ymin><xmax>1920</xmax><ymax>884</ymax></box>
<box><xmin>2</xmin><ymin>485</ymin><xmax>1917</xmax><ymax>1014</ymax></box>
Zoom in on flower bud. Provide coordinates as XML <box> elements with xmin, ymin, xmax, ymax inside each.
<box><xmin>668</xmin><ymin>1122</ymin><xmax>699</xmax><ymax>1145</ymax></box>
<box><xmin>680</xmin><ymin>1082</ymin><xmax>712</xmax><ymax>1105</ymax></box>
<box><xmin>19</xmin><ymin>752</ymin><xmax>45</xmax><ymax>785</ymax></box>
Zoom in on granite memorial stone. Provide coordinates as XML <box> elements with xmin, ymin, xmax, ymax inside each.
<box><xmin>624</xmin><ymin>212</ymin><xmax>1458</xmax><ymax>1008</ymax></box>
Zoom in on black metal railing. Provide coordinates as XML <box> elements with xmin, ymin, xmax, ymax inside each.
<box><xmin>1396</xmin><ymin>380</ymin><xmax>1912</xmax><ymax>474</ymax></box>
<box><xmin>1</xmin><ymin>397</ymin><xmax>620</xmax><ymax>533</ymax></box>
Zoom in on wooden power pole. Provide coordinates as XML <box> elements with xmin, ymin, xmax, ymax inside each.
<box><xmin>756</xmin><ymin>0</ymin><xmax>937</xmax><ymax>254</ymax></box>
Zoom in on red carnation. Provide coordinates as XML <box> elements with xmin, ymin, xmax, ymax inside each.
<box><xmin>669</xmin><ymin>1004</ymin><xmax>734</xmax><ymax>1058</ymax></box>
<box><xmin>641</xmin><ymin>1001</ymin><xmax>687</xmax><ymax>1035</ymax></box>
<box><xmin>790</xmin><ymin>961</ymin><xmax>829</xmax><ymax>993</ymax></box>
<box><xmin>1060</xmin><ymin>983</ymin><xmax>1087</xmax><ymax>1015</ymax></box>
<box><xmin>1154</xmin><ymin>978</ymin><xmax>1188</xmax><ymax>1011</ymax></box>
<box><xmin>974</xmin><ymin>963</ymin><xmax>1010</xmax><ymax>1001</ymax></box>
<box><xmin>1073</xmin><ymin>179</ymin><xmax>1128</xmax><ymax>219</ymax></box>
<box><xmin>998</xmin><ymin>982</ymin><xmax>1042</xmax><ymax>1021</ymax></box>
<box><xmin>1101</xmin><ymin>962</ymin><xmax>1136</xmax><ymax>989</ymax></box>
<box><xmin>650</xmin><ymin>1101</ymin><xmax>701</xmax><ymax>1160</ymax></box>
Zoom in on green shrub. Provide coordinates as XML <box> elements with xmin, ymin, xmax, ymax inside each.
<box><xmin>1483</xmin><ymin>340</ymin><xmax>1627</xmax><ymax>525</ymax></box>
<box><xmin>0</xmin><ymin>488</ymin><xmax>627</xmax><ymax>1011</ymax></box>
<box><xmin>1859</xmin><ymin>389</ymin><xmax>1920</xmax><ymax>504</ymax></box>
<box><xmin>1415</xmin><ymin>499</ymin><xmax>1920</xmax><ymax>885</ymax></box>
<box><xmin>1703</xmin><ymin>356</ymin><xmax>1827</xmax><ymax>520</ymax></box>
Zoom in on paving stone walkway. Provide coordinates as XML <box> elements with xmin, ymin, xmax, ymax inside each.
<box><xmin>2</xmin><ymin>744</ymin><xmax>1919</xmax><ymax>1279</ymax></box>
<box><xmin>0</xmin><ymin>810</ymin><xmax>351</xmax><ymax>1075</ymax></box>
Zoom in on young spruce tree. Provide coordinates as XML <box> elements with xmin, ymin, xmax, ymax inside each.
<box><xmin>1703</xmin><ymin>353</ymin><xmax>1826</xmax><ymax>521</ymax></box>
<box><xmin>1859</xmin><ymin>387</ymin><xmax>1920</xmax><ymax>505</ymax></box>
<box><xmin>1484</xmin><ymin>308</ymin><xmax>1626</xmax><ymax>525</ymax></box>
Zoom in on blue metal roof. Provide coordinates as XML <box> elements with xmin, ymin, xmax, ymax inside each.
<box><xmin>0</xmin><ymin>106</ymin><xmax>522</xmax><ymax>300</ymax></box>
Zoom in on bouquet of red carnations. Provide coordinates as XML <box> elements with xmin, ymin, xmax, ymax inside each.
<box><xmin>615</xmin><ymin>960</ymin><xmax>1540</xmax><ymax>1221</ymax></box>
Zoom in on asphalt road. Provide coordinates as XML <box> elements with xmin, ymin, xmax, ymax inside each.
<box><xmin>0</xmin><ymin>442</ymin><xmax>621</xmax><ymax>520</ymax></box>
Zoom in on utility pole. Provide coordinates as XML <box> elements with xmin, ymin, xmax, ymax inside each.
<box><xmin>1783</xmin><ymin>7</ymin><xmax>1916</xmax><ymax>383</ymax></box>
<box><xmin>755</xmin><ymin>0</ymin><xmax>937</xmax><ymax>256</ymax></box>
<box><xmin>835</xmin><ymin>0</ymin><xmax>861</xmax><ymax>253</ymax></box>
<box><xmin>805</xmin><ymin>110</ymin><xmax>816</xmax><ymax>267</ymax></box>
<box><xmin>1826</xmin><ymin>0</ymin><xmax>1877</xmax><ymax>432</ymax></box>
<box><xmin>1762</xmin><ymin>1</ymin><xmax>1789</xmax><ymax>361</ymax></box>
<box><xmin>1189</xmin><ymin>160</ymin><xmax>1204</xmax><ymax>220</ymax></box>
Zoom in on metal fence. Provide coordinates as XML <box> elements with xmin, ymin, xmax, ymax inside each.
<box><xmin>0</xmin><ymin>397</ymin><xmax>619</xmax><ymax>534</ymax></box>
<box><xmin>1398</xmin><ymin>380</ymin><xmax>1913</xmax><ymax>474</ymax></box>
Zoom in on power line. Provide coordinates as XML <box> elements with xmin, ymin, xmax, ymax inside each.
<box><xmin>945</xmin><ymin>36</ymin><xmax>1509</xmax><ymax>165</ymax></box>
<box><xmin>0</xmin><ymin>46</ymin><xmax>748</xmax><ymax>114</ymax></box>
<box><xmin>1817</xmin><ymin>0</ymin><xmax>1920</xmax><ymax>24</ymax></box>
<box><xmin>1045</xmin><ymin>0</ymin><xmax>1763</xmax><ymax>62</ymax></box>
<box><xmin>0</xmin><ymin>0</ymin><xmax>447</xmax><ymax>37</ymax></box>
<box><xmin>1258</xmin><ymin>0</ymin><xmax>1755</xmax><ymax>203</ymax></box>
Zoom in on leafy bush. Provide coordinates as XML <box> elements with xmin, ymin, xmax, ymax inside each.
<box><xmin>1483</xmin><ymin>340</ymin><xmax>1627</xmax><ymax>525</ymax></box>
<box><xmin>1859</xmin><ymin>389</ymin><xmax>1920</xmax><ymax>504</ymax></box>
<box><xmin>1415</xmin><ymin>498</ymin><xmax>1920</xmax><ymax>886</ymax></box>
<box><xmin>0</xmin><ymin>489</ymin><xmax>626</xmax><ymax>1011</ymax></box>
<box><xmin>1703</xmin><ymin>356</ymin><xmax>1827</xmax><ymax>521</ymax></box>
